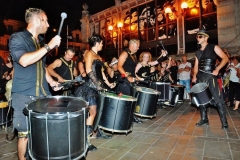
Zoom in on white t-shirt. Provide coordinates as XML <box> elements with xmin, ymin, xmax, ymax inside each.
<box><xmin>229</xmin><ymin>63</ymin><xmax>240</xmax><ymax>82</ymax></box>
<box><xmin>178</xmin><ymin>62</ymin><xmax>191</xmax><ymax>80</ymax></box>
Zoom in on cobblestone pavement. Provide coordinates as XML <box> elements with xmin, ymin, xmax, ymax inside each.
<box><xmin>0</xmin><ymin>101</ymin><xmax>240</xmax><ymax>160</ymax></box>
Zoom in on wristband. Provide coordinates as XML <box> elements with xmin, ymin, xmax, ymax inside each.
<box><xmin>44</xmin><ymin>44</ymin><xmax>51</xmax><ymax>52</ymax></box>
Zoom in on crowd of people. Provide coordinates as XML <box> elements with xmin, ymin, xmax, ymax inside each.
<box><xmin>3</xmin><ymin>7</ymin><xmax>240</xmax><ymax>160</ymax></box>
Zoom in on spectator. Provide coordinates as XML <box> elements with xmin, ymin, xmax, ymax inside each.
<box><xmin>178</xmin><ymin>54</ymin><xmax>192</xmax><ymax>100</ymax></box>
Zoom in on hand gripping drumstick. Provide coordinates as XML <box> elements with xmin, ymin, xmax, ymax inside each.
<box><xmin>159</xmin><ymin>41</ymin><xmax>169</xmax><ymax>59</ymax></box>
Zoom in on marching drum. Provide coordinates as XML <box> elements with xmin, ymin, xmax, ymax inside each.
<box><xmin>149</xmin><ymin>82</ymin><xmax>171</xmax><ymax>101</ymax></box>
<box><xmin>98</xmin><ymin>92</ymin><xmax>137</xmax><ymax>133</ymax></box>
<box><xmin>169</xmin><ymin>84</ymin><xmax>185</xmax><ymax>106</ymax></box>
<box><xmin>25</xmin><ymin>96</ymin><xmax>88</xmax><ymax>160</ymax></box>
<box><xmin>191</xmin><ymin>83</ymin><xmax>212</xmax><ymax>107</ymax></box>
<box><xmin>133</xmin><ymin>86</ymin><xmax>160</xmax><ymax>118</ymax></box>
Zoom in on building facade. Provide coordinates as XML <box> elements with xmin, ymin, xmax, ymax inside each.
<box><xmin>0</xmin><ymin>19</ymin><xmax>26</xmax><ymax>62</ymax></box>
<box><xmin>81</xmin><ymin>0</ymin><xmax>240</xmax><ymax>60</ymax></box>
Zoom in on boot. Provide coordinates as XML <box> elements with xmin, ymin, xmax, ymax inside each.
<box><xmin>217</xmin><ymin>103</ymin><xmax>228</xmax><ymax>129</ymax></box>
<box><xmin>196</xmin><ymin>105</ymin><xmax>209</xmax><ymax>126</ymax></box>
<box><xmin>96</xmin><ymin>129</ymin><xmax>112</xmax><ymax>139</ymax></box>
<box><xmin>133</xmin><ymin>116</ymin><xmax>143</xmax><ymax>124</ymax></box>
<box><xmin>86</xmin><ymin>125</ymin><xmax>97</xmax><ymax>151</ymax></box>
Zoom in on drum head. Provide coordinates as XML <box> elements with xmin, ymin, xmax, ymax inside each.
<box><xmin>135</xmin><ymin>86</ymin><xmax>160</xmax><ymax>95</ymax></box>
<box><xmin>171</xmin><ymin>84</ymin><xmax>184</xmax><ymax>88</ymax></box>
<box><xmin>151</xmin><ymin>82</ymin><xmax>171</xmax><ymax>85</ymax></box>
<box><xmin>26</xmin><ymin>96</ymin><xmax>87</xmax><ymax>114</ymax></box>
<box><xmin>103</xmin><ymin>92</ymin><xmax>137</xmax><ymax>101</ymax></box>
<box><xmin>191</xmin><ymin>83</ymin><xmax>208</xmax><ymax>94</ymax></box>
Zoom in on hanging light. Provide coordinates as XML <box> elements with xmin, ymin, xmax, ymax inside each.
<box><xmin>117</xmin><ymin>22</ymin><xmax>123</xmax><ymax>28</ymax></box>
<box><xmin>181</xmin><ymin>2</ymin><xmax>188</xmax><ymax>9</ymax></box>
<box><xmin>108</xmin><ymin>25</ymin><xmax>113</xmax><ymax>31</ymax></box>
<box><xmin>165</xmin><ymin>7</ymin><xmax>172</xmax><ymax>14</ymax></box>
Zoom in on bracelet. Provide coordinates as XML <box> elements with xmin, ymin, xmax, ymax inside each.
<box><xmin>44</xmin><ymin>44</ymin><xmax>51</xmax><ymax>52</ymax></box>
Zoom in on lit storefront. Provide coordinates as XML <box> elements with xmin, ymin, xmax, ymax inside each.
<box><xmin>80</xmin><ymin>0</ymin><xmax>239</xmax><ymax>61</ymax></box>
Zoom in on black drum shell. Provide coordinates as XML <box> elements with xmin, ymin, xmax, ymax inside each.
<box><xmin>149</xmin><ymin>82</ymin><xmax>170</xmax><ymax>101</ymax></box>
<box><xmin>169</xmin><ymin>85</ymin><xmax>185</xmax><ymax>106</ymax></box>
<box><xmin>191</xmin><ymin>83</ymin><xmax>212</xmax><ymax>106</ymax></box>
<box><xmin>133</xmin><ymin>87</ymin><xmax>160</xmax><ymax>118</ymax></box>
<box><xmin>26</xmin><ymin>96</ymin><xmax>88</xmax><ymax>160</ymax></box>
<box><xmin>98</xmin><ymin>93</ymin><xmax>137</xmax><ymax>133</ymax></box>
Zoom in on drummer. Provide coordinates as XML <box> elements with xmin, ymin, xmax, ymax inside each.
<box><xmin>74</xmin><ymin>34</ymin><xmax>113</xmax><ymax>152</ymax></box>
<box><xmin>158</xmin><ymin>59</ymin><xmax>174</xmax><ymax>83</ymax></box>
<box><xmin>135</xmin><ymin>50</ymin><xmax>168</xmax><ymax>87</ymax></box>
<box><xmin>47</xmin><ymin>47</ymin><xmax>78</xmax><ymax>95</ymax></box>
<box><xmin>192</xmin><ymin>29</ymin><xmax>228</xmax><ymax>129</ymax></box>
<box><xmin>105</xmin><ymin>57</ymin><xmax>121</xmax><ymax>92</ymax></box>
<box><xmin>8</xmin><ymin>8</ymin><xmax>61</xmax><ymax>160</ymax></box>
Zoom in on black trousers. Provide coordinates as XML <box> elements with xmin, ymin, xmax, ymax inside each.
<box><xmin>197</xmin><ymin>72</ymin><xmax>228</xmax><ymax>126</ymax></box>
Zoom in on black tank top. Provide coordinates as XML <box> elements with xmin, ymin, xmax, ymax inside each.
<box><xmin>196</xmin><ymin>44</ymin><xmax>218</xmax><ymax>63</ymax></box>
<box><xmin>55</xmin><ymin>58</ymin><xmax>73</xmax><ymax>80</ymax></box>
<box><xmin>122</xmin><ymin>48</ymin><xmax>137</xmax><ymax>77</ymax></box>
<box><xmin>136</xmin><ymin>63</ymin><xmax>151</xmax><ymax>78</ymax></box>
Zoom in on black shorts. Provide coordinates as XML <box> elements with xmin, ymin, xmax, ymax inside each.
<box><xmin>12</xmin><ymin>93</ymin><xmax>34</xmax><ymax>132</ymax></box>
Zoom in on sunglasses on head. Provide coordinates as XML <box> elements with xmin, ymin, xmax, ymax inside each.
<box><xmin>196</xmin><ymin>35</ymin><xmax>204</xmax><ymax>39</ymax></box>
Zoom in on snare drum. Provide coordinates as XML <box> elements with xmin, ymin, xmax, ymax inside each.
<box><xmin>25</xmin><ymin>96</ymin><xmax>88</xmax><ymax>160</ymax></box>
<box><xmin>133</xmin><ymin>86</ymin><xmax>160</xmax><ymax>118</ymax></box>
<box><xmin>98</xmin><ymin>92</ymin><xmax>137</xmax><ymax>133</ymax></box>
<box><xmin>191</xmin><ymin>83</ymin><xmax>212</xmax><ymax>106</ymax></box>
<box><xmin>149</xmin><ymin>82</ymin><xmax>171</xmax><ymax>101</ymax></box>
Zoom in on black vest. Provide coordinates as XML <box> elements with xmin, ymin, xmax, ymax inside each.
<box><xmin>196</xmin><ymin>44</ymin><xmax>218</xmax><ymax>73</ymax></box>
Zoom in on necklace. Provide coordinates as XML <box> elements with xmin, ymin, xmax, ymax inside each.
<box><xmin>91</xmin><ymin>50</ymin><xmax>97</xmax><ymax>55</ymax></box>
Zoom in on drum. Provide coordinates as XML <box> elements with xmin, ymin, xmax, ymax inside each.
<box><xmin>0</xmin><ymin>95</ymin><xmax>12</xmax><ymax>126</ymax></box>
<box><xmin>25</xmin><ymin>96</ymin><xmax>88</xmax><ymax>160</ymax></box>
<box><xmin>133</xmin><ymin>86</ymin><xmax>160</xmax><ymax>118</ymax></box>
<box><xmin>169</xmin><ymin>84</ymin><xmax>185</xmax><ymax>106</ymax></box>
<box><xmin>190</xmin><ymin>83</ymin><xmax>212</xmax><ymax>106</ymax></box>
<box><xmin>98</xmin><ymin>92</ymin><xmax>137</xmax><ymax>133</ymax></box>
<box><xmin>149</xmin><ymin>82</ymin><xmax>171</xmax><ymax>101</ymax></box>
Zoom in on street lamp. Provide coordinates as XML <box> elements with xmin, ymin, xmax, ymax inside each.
<box><xmin>117</xmin><ymin>22</ymin><xmax>123</xmax><ymax>56</ymax></box>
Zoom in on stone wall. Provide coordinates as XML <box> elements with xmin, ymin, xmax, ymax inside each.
<box><xmin>217</xmin><ymin>0</ymin><xmax>240</xmax><ymax>55</ymax></box>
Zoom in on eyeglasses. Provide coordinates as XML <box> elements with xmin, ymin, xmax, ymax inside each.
<box><xmin>196</xmin><ymin>35</ymin><xmax>204</xmax><ymax>39</ymax></box>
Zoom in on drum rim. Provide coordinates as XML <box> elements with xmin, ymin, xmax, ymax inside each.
<box><xmin>26</xmin><ymin>96</ymin><xmax>88</xmax><ymax>114</ymax></box>
<box><xmin>135</xmin><ymin>86</ymin><xmax>161</xmax><ymax>95</ymax></box>
<box><xmin>190</xmin><ymin>83</ymin><xmax>209</xmax><ymax>94</ymax></box>
<box><xmin>151</xmin><ymin>82</ymin><xmax>171</xmax><ymax>85</ymax></box>
<box><xmin>101</xmin><ymin>92</ymin><xmax>137</xmax><ymax>101</ymax></box>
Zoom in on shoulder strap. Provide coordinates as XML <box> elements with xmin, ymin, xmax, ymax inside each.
<box><xmin>60</xmin><ymin>58</ymin><xmax>73</xmax><ymax>80</ymax></box>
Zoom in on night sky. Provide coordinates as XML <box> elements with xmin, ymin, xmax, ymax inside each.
<box><xmin>0</xmin><ymin>0</ymin><xmax>116</xmax><ymax>31</ymax></box>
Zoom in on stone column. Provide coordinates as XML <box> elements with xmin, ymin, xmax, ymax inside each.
<box><xmin>80</xmin><ymin>3</ymin><xmax>90</xmax><ymax>49</ymax></box>
<box><xmin>217</xmin><ymin>0</ymin><xmax>240</xmax><ymax>54</ymax></box>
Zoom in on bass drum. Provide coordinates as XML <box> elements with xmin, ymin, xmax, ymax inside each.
<box><xmin>191</xmin><ymin>83</ymin><xmax>212</xmax><ymax>106</ymax></box>
<box><xmin>98</xmin><ymin>92</ymin><xmax>137</xmax><ymax>133</ymax></box>
<box><xmin>133</xmin><ymin>86</ymin><xmax>160</xmax><ymax>118</ymax></box>
<box><xmin>24</xmin><ymin>96</ymin><xmax>88</xmax><ymax>160</ymax></box>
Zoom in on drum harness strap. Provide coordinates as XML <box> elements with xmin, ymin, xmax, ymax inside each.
<box><xmin>60</xmin><ymin>57</ymin><xmax>74</xmax><ymax>80</ymax></box>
